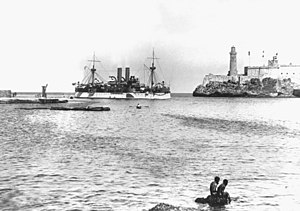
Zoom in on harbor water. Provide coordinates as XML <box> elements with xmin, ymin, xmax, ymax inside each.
<box><xmin>1</xmin><ymin>95</ymin><xmax>300</xmax><ymax>211</ymax></box>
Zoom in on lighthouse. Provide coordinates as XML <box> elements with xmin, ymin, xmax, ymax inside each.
<box><xmin>228</xmin><ymin>46</ymin><xmax>237</xmax><ymax>76</ymax></box>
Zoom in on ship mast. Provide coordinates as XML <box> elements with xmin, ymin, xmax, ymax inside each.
<box><xmin>148</xmin><ymin>49</ymin><xmax>158</xmax><ymax>89</ymax></box>
<box><xmin>88</xmin><ymin>53</ymin><xmax>100</xmax><ymax>86</ymax></box>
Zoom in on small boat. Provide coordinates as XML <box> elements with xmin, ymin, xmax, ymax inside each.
<box><xmin>136</xmin><ymin>104</ymin><xmax>142</xmax><ymax>109</ymax></box>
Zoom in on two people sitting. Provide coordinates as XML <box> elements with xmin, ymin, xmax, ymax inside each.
<box><xmin>209</xmin><ymin>176</ymin><xmax>231</xmax><ymax>203</ymax></box>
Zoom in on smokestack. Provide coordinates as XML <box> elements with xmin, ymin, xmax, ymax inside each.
<box><xmin>125</xmin><ymin>67</ymin><xmax>130</xmax><ymax>82</ymax></box>
<box><xmin>117</xmin><ymin>67</ymin><xmax>122</xmax><ymax>83</ymax></box>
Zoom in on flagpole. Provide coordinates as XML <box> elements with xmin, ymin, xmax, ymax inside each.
<box><xmin>248</xmin><ymin>51</ymin><xmax>251</xmax><ymax>67</ymax></box>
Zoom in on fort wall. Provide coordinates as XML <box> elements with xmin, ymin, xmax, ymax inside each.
<box><xmin>202</xmin><ymin>74</ymin><xmax>238</xmax><ymax>86</ymax></box>
<box><xmin>243</xmin><ymin>65</ymin><xmax>300</xmax><ymax>84</ymax></box>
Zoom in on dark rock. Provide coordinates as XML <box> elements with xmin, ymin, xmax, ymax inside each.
<box><xmin>250</xmin><ymin>78</ymin><xmax>261</xmax><ymax>86</ymax></box>
<box><xmin>194</xmin><ymin>197</ymin><xmax>207</xmax><ymax>204</ymax></box>
<box><xmin>148</xmin><ymin>203</ymin><xmax>196</xmax><ymax>211</ymax></box>
<box><xmin>148</xmin><ymin>203</ymin><xmax>181</xmax><ymax>211</ymax></box>
<box><xmin>293</xmin><ymin>89</ymin><xmax>300</xmax><ymax>97</ymax></box>
<box><xmin>195</xmin><ymin>195</ymin><xmax>231</xmax><ymax>206</ymax></box>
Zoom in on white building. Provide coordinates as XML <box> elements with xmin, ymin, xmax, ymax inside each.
<box><xmin>202</xmin><ymin>47</ymin><xmax>300</xmax><ymax>86</ymax></box>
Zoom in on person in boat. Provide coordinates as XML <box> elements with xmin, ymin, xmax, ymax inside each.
<box><xmin>136</xmin><ymin>103</ymin><xmax>141</xmax><ymax>109</ymax></box>
<box><xmin>210</xmin><ymin>176</ymin><xmax>220</xmax><ymax>196</ymax></box>
<box><xmin>217</xmin><ymin>179</ymin><xmax>231</xmax><ymax>203</ymax></box>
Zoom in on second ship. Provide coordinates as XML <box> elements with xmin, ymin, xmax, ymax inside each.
<box><xmin>73</xmin><ymin>51</ymin><xmax>171</xmax><ymax>99</ymax></box>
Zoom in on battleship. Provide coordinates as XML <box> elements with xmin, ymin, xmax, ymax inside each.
<box><xmin>73</xmin><ymin>51</ymin><xmax>171</xmax><ymax>99</ymax></box>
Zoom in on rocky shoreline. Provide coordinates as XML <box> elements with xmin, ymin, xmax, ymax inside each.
<box><xmin>193</xmin><ymin>77</ymin><xmax>298</xmax><ymax>98</ymax></box>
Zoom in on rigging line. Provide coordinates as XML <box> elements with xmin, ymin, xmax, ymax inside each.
<box><xmin>153</xmin><ymin>73</ymin><xmax>158</xmax><ymax>85</ymax></box>
<box><xmin>144</xmin><ymin>64</ymin><xmax>150</xmax><ymax>70</ymax></box>
<box><xmin>156</xmin><ymin>61</ymin><xmax>166</xmax><ymax>81</ymax></box>
<box><xmin>95</xmin><ymin>72</ymin><xmax>106</xmax><ymax>82</ymax></box>
<box><xmin>95</xmin><ymin>63</ymin><xmax>110</xmax><ymax>81</ymax></box>
<box><xmin>84</xmin><ymin>65</ymin><xmax>90</xmax><ymax>72</ymax></box>
<box><xmin>84</xmin><ymin>69</ymin><xmax>89</xmax><ymax>76</ymax></box>
<box><xmin>95</xmin><ymin>68</ymin><xmax>104</xmax><ymax>78</ymax></box>
<box><xmin>143</xmin><ymin>63</ymin><xmax>150</xmax><ymax>82</ymax></box>
<box><xmin>154</xmin><ymin>69</ymin><xmax>161</xmax><ymax>82</ymax></box>
<box><xmin>83</xmin><ymin>69</ymin><xmax>90</xmax><ymax>81</ymax></box>
<box><xmin>84</xmin><ymin>66</ymin><xmax>91</xmax><ymax>75</ymax></box>
<box><xmin>143</xmin><ymin>58</ymin><xmax>148</xmax><ymax>67</ymax></box>
<box><xmin>134</xmin><ymin>61</ymin><xmax>144</xmax><ymax>77</ymax></box>
<box><xmin>83</xmin><ymin>74</ymin><xmax>90</xmax><ymax>83</ymax></box>
<box><xmin>82</xmin><ymin>72</ymin><xmax>90</xmax><ymax>84</ymax></box>
<box><xmin>146</xmin><ymin>56</ymin><xmax>154</xmax><ymax>69</ymax></box>
<box><xmin>147</xmin><ymin>75</ymin><xmax>151</xmax><ymax>87</ymax></box>
<box><xmin>144</xmin><ymin>66</ymin><xmax>146</xmax><ymax>84</ymax></box>
<box><xmin>141</xmin><ymin>57</ymin><xmax>148</xmax><ymax>81</ymax></box>
<box><xmin>85</xmin><ymin>75</ymin><xmax>91</xmax><ymax>84</ymax></box>
<box><xmin>142</xmin><ymin>58</ymin><xmax>148</xmax><ymax>81</ymax></box>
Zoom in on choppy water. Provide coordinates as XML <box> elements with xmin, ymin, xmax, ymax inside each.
<box><xmin>1</xmin><ymin>96</ymin><xmax>300</xmax><ymax>211</ymax></box>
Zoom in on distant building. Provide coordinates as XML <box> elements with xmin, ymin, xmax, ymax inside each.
<box><xmin>202</xmin><ymin>47</ymin><xmax>300</xmax><ymax>86</ymax></box>
<box><xmin>240</xmin><ymin>55</ymin><xmax>300</xmax><ymax>84</ymax></box>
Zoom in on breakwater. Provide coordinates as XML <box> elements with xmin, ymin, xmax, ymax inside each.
<box><xmin>0</xmin><ymin>98</ymin><xmax>68</xmax><ymax>104</ymax></box>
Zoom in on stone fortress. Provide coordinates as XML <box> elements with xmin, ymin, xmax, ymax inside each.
<box><xmin>194</xmin><ymin>46</ymin><xmax>300</xmax><ymax>97</ymax></box>
<box><xmin>203</xmin><ymin>46</ymin><xmax>300</xmax><ymax>86</ymax></box>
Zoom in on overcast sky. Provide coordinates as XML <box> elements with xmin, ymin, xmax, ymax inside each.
<box><xmin>1</xmin><ymin>0</ymin><xmax>300</xmax><ymax>93</ymax></box>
